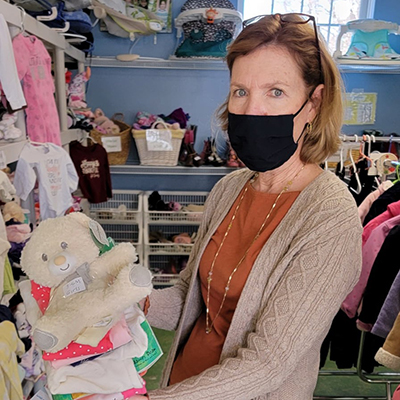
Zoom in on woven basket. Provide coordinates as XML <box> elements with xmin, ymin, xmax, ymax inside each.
<box><xmin>91</xmin><ymin>114</ymin><xmax>131</xmax><ymax>165</ymax></box>
<box><xmin>132</xmin><ymin>123</ymin><xmax>185</xmax><ymax>166</ymax></box>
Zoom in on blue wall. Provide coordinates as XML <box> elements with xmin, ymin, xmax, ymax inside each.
<box><xmin>86</xmin><ymin>0</ymin><xmax>400</xmax><ymax>191</ymax></box>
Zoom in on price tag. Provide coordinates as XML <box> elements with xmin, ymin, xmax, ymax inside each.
<box><xmin>145</xmin><ymin>129</ymin><xmax>173</xmax><ymax>151</ymax></box>
<box><xmin>101</xmin><ymin>136</ymin><xmax>122</xmax><ymax>153</ymax></box>
<box><xmin>0</xmin><ymin>151</ymin><xmax>6</xmax><ymax>169</ymax></box>
<box><xmin>63</xmin><ymin>277</ymin><xmax>86</xmax><ymax>298</ymax></box>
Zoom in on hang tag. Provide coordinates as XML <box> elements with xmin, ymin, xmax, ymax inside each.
<box><xmin>63</xmin><ymin>277</ymin><xmax>86</xmax><ymax>298</ymax></box>
<box><xmin>89</xmin><ymin>220</ymin><xmax>108</xmax><ymax>246</ymax></box>
<box><xmin>145</xmin><ymin>129</ymin><xmax>173</xmax><ymax>151</ymax></box>
<box><xmin>0</xmin><ymin>151</ymin><xmax>6</xmax><ymax>170</ymax></box>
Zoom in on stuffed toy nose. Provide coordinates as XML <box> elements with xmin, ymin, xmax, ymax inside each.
<box><xmin>54</xmin><ymin>255</ymin><xmax>67</xmax><ymax>266</ymax></box>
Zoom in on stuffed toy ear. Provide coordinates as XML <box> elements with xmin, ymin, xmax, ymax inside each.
<box><xmin>66</xmin><ymin>212</ymin><xmax>92</xmax><ymax>228</ymax></box>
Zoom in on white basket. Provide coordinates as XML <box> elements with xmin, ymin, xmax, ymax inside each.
<box><xmin>90</xmin><ymin>190</ymin><xmax>143</xmax><ymax>224</ymax></box>
<box><xmin>144</xmin><ymin>191</ymin><xmax>208</xmax><ymax>225</ymax></box>
<box><xmin>144</xmin><ymin>224</ymin><xmax>199</xmax><ymax>256</ymax></box>
<box><xmin>98</xmin><ymin>221</ymin><xmax>143</xmax><ymax>263</ymax></box>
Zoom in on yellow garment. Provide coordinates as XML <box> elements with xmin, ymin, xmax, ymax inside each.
<box><xmin>0</xmin><ymin>320</ymin><xmax>25</xmax><ymax>400</ymax></box>
<box><xmin>2</xmin><ymin>257</ymin><xmax>16</xmax><ymax>297</ymax></box>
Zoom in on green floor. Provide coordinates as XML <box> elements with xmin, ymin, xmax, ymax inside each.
<box><xmin>145</xmin><ymin>328</ymin><xmax>400</xmax><ymax>398</ymax></box>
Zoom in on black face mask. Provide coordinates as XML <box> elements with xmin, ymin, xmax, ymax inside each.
<box><xmin>227</xmin><ymin>99</ymin><xmax>309</xmax><ymax>172</ymax></box>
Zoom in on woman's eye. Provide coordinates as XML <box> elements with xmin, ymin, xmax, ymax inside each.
<box><xmin>42</xmin><ymin>254</ymin><xmax>48</xmax><ymax>262</ymax></box>
<box><xmin>234</xmin><ymin>89</ymin><xmax>247</xmax><ymax>97</ymax></box>
<box><xmin>61</xmin><ymin>242</ymin><xmax>68</xmax><ymax>250</ymax></box>
<box><xmin>272</xmin><ymin>89</ymin><xmax>283</xmax><ymax>97</ymax></box>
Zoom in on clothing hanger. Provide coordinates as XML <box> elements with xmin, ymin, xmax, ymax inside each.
<box><xmin>78</xmin><ymin>131</ymin><xmax>97</xmax><ymax>146</ymax></box>
<box><xmin>340</xmin><ymin>140</ymin><xmax>362</xmax><ymax>194</ymax></box>
<box><xmin>27</xmin><ymin>137</ymin><xmax>49</xmax><ymax>148</ymax></box>
<box><xmin>394</xmin><ymin>164</ymin><xmax>400</xmax><ymax>185</ymax></box>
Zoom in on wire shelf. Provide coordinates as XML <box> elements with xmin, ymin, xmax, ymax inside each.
<box><xmin>90</xmin><ymin>190</ymin><xmax>143</xmax><ymax>224</ymax></box>
<box><xmin>144</xmin><ymin>191</ymin><xmax>208</xmax><ymax>225</ymax></box>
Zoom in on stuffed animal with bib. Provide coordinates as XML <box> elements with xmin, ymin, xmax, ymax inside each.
<box><xmin>20</xmin><ymin>212</ymin><xmax>152</xmax><ymax>353</ymax></box>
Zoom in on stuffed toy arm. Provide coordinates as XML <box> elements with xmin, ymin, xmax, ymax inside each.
<box><xmin>89</xmin><ymin>242</ymin><xmax>138</xmax><ymax>279</ymax></box>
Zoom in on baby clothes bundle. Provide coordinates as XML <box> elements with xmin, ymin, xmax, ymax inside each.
<box><xmin>12</xmin><ymin>34</ymin><xmax>61</xmax><ymax>145</ymax></box>
<box><xmin>13</xmin><ymin>143</ymin><xmax>79</xmax><ymax>220</ymax></box>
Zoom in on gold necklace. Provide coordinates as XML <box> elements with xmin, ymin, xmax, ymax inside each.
<box><xmin>205</xmin><ymin>164</ymin><xmax>305</xmax><ymax>334</ymax></box>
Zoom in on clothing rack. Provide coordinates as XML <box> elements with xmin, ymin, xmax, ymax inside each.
<box><xmin>315</xmin><ymin>332</ymin><xmax>400</xmax><ymax>400</ymax></box>
<box><xmin>315</xmin><ymin>134</ymin><xmax>400</xmax><ymax>399</ymax></box>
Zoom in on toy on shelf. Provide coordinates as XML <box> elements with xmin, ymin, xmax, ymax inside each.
<box><xmin>334</xmin><ymin>19</ymin><xmax>400</xmax><ymax>62</ymax></box>
<box><xmin>93</xmin><ymin>108</ymin><xmax>121</xmax><ymax>134</ymax></box>
<box><xmin>173</xmin><ymin>0</ymin><xmax>242</xmax><ymax>58</ymax></box>
<box><xmin>67</xmin><ymin>67</ymin><xmax>91</xmax><ymax>110</ymax></box>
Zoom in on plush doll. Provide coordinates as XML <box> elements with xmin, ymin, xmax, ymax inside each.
<box><xmin>67</xmin><ymin>67</ymin><xmax>91</xmax><ymax>109</ymax></box>
<box><xmin>0</xmin><ymin>113</ymin><xmax>23</xmax><ymax>140</ymax></box>
<box><xmin>93</xmin><ymin>108</ymin><xmax>121</xmax><ymax>134</ymax></box>
<box><xmin>20</xmin><ymin>212</ymin><xmax>152</xmax><ymax>353</ymax></box>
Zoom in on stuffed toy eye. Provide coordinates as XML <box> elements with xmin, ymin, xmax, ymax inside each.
<box><xmin>61</xmin><ymin>242</ymin><xmax>68</xmax><ymax>250</ymax></box>
<box><xmin>42</xmin><ymin>254</ymin><xmax>48</xmax><ymax>262</ymax></box>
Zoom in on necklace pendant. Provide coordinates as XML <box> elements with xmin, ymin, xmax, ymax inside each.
<box><xmin>206</xmin><ymin>328</ymin><xmax>211</xmax><ymax>334</ymax></box>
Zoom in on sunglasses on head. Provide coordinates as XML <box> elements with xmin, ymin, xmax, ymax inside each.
<box><xmin>242</xmin><ymin>13</ymin><xmax>323</xmax><ymax>83</ymax></box>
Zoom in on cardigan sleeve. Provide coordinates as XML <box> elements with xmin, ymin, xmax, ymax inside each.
<box><xmin>147</xmin><ymin>194</ymin><xmax>362</xmax><ymax>399</ymax></box>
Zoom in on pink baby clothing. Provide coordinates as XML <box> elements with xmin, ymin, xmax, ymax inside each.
<box><xmin>342</xmin><ymin>213</ymin><xmax>400</xmax><ymax>318</ymax></box>
<box><xmin>50</xmin><ymin>319</ymin><xmax>133</xmax><ymax>369</ymax></box>
<box><xmin>362</xmin><ymin>199</ymin><xmax>400</xmax><ymax>245</ymax></box>
<box><xmin>12</xmin><ymin>34</ymin><xmax>60</xmax><ymax>145</ymax></box>
<box><xmin>82</xmin><ymin>386</ymin><xmax>148</xmax><ymax>400</ymax></box>
<box><xmin>31</xmin><ymin>280</ymin><xmax>135</xmax><ymax>362</ymax></box>
<box><xmin>42</xmin><ymin>332</ymin><xmax>113</xmax><ymax>361</ymax></box>
<box><xmin>358</xmin><ymin>181</ymin><xmax>393</xmax><ymax>224</ymax></box>
<box><xmin>5</xmin><ymin>224</ymin><xmax>31</xmax><ymax>243</ymax></box>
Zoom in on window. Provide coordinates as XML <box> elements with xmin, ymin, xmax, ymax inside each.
<box><xmin>239</xmin><ymin>0</ymin><xmax>376</xmax><ymax>54</ymax></box>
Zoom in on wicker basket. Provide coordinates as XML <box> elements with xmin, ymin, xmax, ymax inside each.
<box><xmin>132</xmin><ymin>122</ymin><xmax>184</xmax><ymax>166</ymax></box>
<box><xmin>91</xmin><ymin>114</ymin><xmax>131</xmax><ymax>165</ymax></box>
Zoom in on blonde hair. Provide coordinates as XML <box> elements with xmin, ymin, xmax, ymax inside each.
<box><xmin>217</xmin><ymin>14</ymin><xmax>343</xmax><ymax>164</ymax></box>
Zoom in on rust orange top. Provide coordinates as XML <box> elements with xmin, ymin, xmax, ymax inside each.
<box><xmin>170</xmin><ymin>182</ymin><xmax>300</xmax><ymax>384</ymax></box>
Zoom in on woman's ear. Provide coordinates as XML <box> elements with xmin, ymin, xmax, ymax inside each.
<box><xmin>308</xmin><ymin>83</ymin><xmax>324</xmax><ymax>121</ymax></box>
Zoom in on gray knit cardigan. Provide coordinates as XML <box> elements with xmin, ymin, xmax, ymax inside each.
<box><xmin>146</xmin><ymin>169</ymin><xmax>362</xmax><ymax>400</ymax></box>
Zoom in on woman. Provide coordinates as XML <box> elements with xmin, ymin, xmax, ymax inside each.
<box><xmin>135</xmin><ymin>13</ymin><xmax>362</xmax><ymax>399</ymax></box>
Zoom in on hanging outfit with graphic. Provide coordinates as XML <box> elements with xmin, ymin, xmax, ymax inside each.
<box><xmin>69</xmin><ymin>141</ymin><xmax>112</xmax><ymax>204</ymax></box>
<box><xmin>13</xmin><ymin>143</ymin><xmax>79</xmax><ymax>220</ymax></box>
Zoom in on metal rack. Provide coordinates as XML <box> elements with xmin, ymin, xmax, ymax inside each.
<box><xmin>316</xmin><ymin>134</ymin><xmax>400</xmax><ymax>399</ymax></box>
<box><xmin>0</xmin><ymin>1</ymin><xmax>86</xmax><ymax>164</ymax></box>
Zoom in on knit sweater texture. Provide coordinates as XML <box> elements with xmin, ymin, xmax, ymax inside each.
<box><xmin>146</xmin><ymin>169</ymin><xmax>363</xmax><ymax>400</ymax></box>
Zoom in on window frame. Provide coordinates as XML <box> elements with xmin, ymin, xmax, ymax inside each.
<box><xmin>238</xmin><ymin>0</ymin><xmax>376</xmax><ymax>48</ymax></box>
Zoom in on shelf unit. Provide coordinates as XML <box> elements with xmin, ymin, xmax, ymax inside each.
<box><xmin>143</xmin><ymin>190</ymin><xmax>208</xmax><ymax>286</ymax></box>
<box><xmin>0</xmin><ymin>1</ymin><xmax>86</xmax><ymax>164</ymax></box>
<box><xmin>89</xmin><ymin>190</ymin><xmax>143</xmax><ymax>262</ymax></box>
<box><xmin>87</xmin><ymin>55</ymin><xmax>400</xmax><ymax>74</ymax></box>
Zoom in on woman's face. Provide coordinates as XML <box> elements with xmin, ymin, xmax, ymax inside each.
<box><xmin>228</xmin><ymin>45</ymin><xmax>321</xmax><ymax>143</ymax></box>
